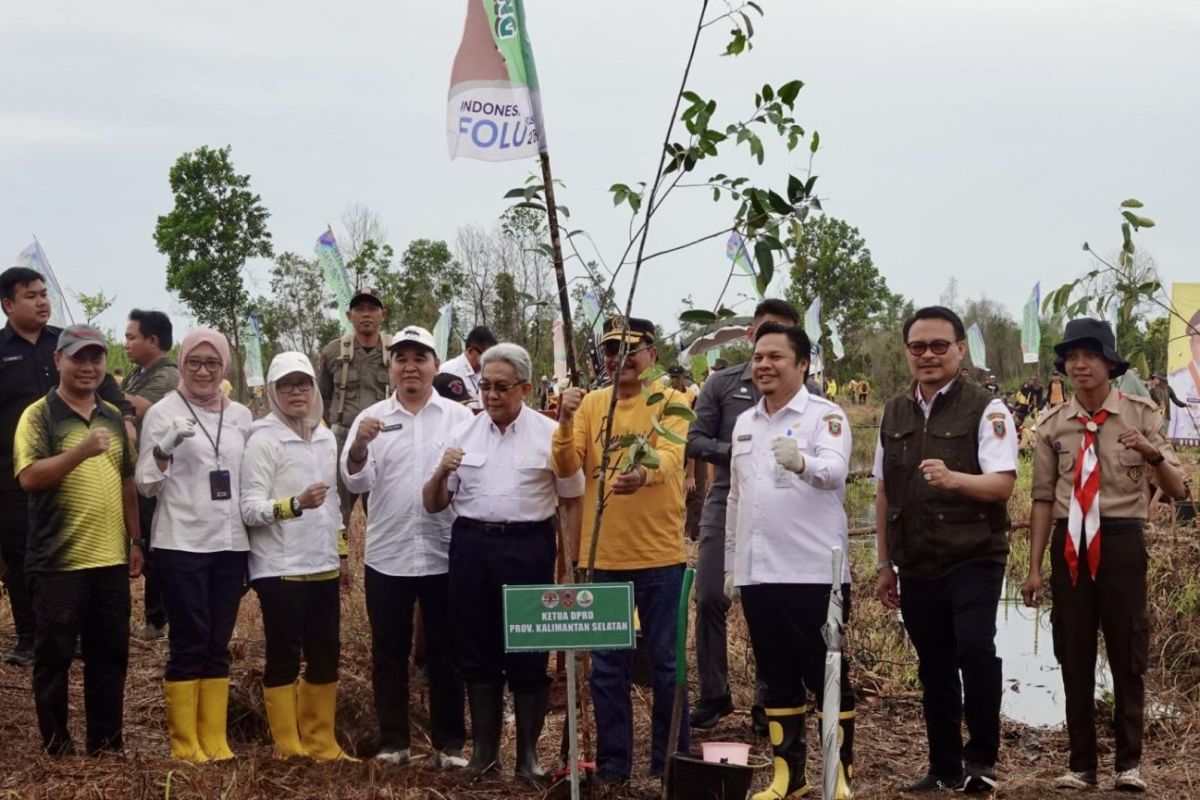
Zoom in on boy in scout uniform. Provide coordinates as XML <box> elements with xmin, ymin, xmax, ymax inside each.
<box><xmin>1021</xmin><ymin>318</ymin><xmax>1186</xmax><ymax>794</ymax></box>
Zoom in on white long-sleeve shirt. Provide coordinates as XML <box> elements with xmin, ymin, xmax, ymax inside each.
<box><xmin>725</xmin><ymin>387</ymin><xmax>852</xmax><ymax>586</ymax></box>
<box><xmin>340</xmin><ymin>390</ymin><xmax>473</xmax><ymax>576</ymax></box>
<box><xmin>240</xmin><ymin>414</ymin><xmax>342</xmax><ymax>581</ymax></box>
<box><xmin>446</xmin><ymin>404</ymin><xmax>584</xmax><ymax>522</ymax></box>
<box><xmin>137</xmin><ymin>391</ymin><xmax>252</xmax><ymax>553</ymax></box>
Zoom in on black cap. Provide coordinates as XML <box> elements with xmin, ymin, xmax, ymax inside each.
<box><xmin>667</xmin><ymin>364</ymin><xmax>686</xmax><ymax>377</ymax></box>
<box><xmin>349</xmin><ymin>286</ymin><xmax>384</xmax><ymax>309</ymax></box>
<box><xmin>1053</xmin><ymin>318</ymin><xmax>1129</xmax><ymax>378</ymax></box>
<box><xmin>433</xmin><ymin>372</ymin><xmax>472</xmax><ymax>404</ymax></box>
<box><xmin>600</xmin><ymin>315</ymin><xmax>655</xmax><ymax>345</ymax></box>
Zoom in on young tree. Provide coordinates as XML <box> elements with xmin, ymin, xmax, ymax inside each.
<box><xmin>154</xmin><ymin>145</ymin><xmax>273</xmax><ymax>396</ymax></box>
<box><xmin>72</xmin><ymin>290</ymin><xmax>114</xmax><ymax>325</ymax></box>
<box><xmin>253</xmin><ymin>252</ymin><xmax>338</xmax><ymax>361</ymax></box>
<box><xmin>785</xmin><ymin>214</ymin><xmax>899</xmax><ymax>350</ymax></box>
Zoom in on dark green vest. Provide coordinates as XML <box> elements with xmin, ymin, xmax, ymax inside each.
<box><xmin>880</xmin><ymin>379</ymin><xmax>1009</xmax><ymax>579</ymax></box>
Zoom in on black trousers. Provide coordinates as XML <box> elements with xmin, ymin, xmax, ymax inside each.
<box><xmin>0</xmin><ymin>489</ymin><xmax>35</xmax><ymax>650</ymax></box>
<box><xmin>253</xmin><ymin>576</ymin><xmax>340</xmax><ymax>687</ymax></box>
<box><xmin>365</xmin><ymin>566</ymin><xmax>464</xmax><ymax>752</ymax></box>
<box><xmin>900</xmin><ymin>560</ymin><xmax>1004</xmax><ymax>776</ymax></box>
<box><xmin>30</xmin><ymin>565</ymin><xmax>130</xmax><ymax>755</ymax></box>
<box><xmin>154</xmin><ymin>548</ymin><xmax>246</xmax><ymax>681</ymax></box>
<box><xmin>137</xmin><ymin>495</ymin><xmax>167</xmax><ymax>629</ymax></box>
<box><xmin>448</xmin><ymin>517</ymin><xmax>555</xmax><ymax>692</ymax></box>
<box><xmin>741</xmin><ymin>583</ymin><xmax>854</xmax><ymax>712</ymax></box>
<box><xmin>1050</xmin><ymin>523</ymin><xmax>1148</xmax><ymax>773</ymax></box>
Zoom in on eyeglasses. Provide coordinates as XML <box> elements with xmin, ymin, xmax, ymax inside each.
<box><xmin>276</xmin><ymin>379</ymin><xmax>313</xmax><ymax>395</ymax></box>
<box><xmin>184</xmin><ymin>358</ymin><xmax>223</xmax><ymax>374</ymax></box>
<box><xmin>601</xmin><ymin>342</ymin><xmax>652</xmax><ymax>358</ymax></box>
<box><xmin>905</xmin><ymin>339</ymin><xmax>955</xmax><ymax>356</ymax></box>
<box><xmin>478</xmin><ymin>381</ymin><xmax>525</xmax><ymax>395</ymax></box>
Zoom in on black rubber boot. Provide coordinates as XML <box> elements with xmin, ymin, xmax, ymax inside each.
<box><xmin>753</xmin><ymin>707</ymin><xmax>810</xmax><ymax>799</ymax></box>
<box><xmin>513</xmin><ymin>687</ymin><xmax>550</xmax><ymax>781</ymax></box>
<box><xmin>466</xmin><ymin>683</ymin><xmax>503</xmax><ymax>773</ymax></box>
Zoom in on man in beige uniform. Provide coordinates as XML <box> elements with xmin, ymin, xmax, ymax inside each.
<box><xmin>1021</xmin><ymin>318</ymin><xmax>1185</xmax><ymax>794</ymax></box>
<box><xmin>317</xmin><ymin>287</ymin><xmax>392</xmax><ymax>527</ymax></box>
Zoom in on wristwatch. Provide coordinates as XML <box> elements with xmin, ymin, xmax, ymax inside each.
<box><xmin>1147</xmin><ymin>450</ymin><xmax>1165</xmax><ymax>466</ymax></box>
<box><xmin>876</xmin><ymin>559</ymin><xmax>894</xmax><ymax>573</ymax></box>
<box><xmin>129</xmin><ymin>539</ymin><xmax>147</xmax><ymax>549</ymax></box>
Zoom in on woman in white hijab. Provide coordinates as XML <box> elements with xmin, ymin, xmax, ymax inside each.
<box><xmin>239</xmin><ymin>352</ymin><xmax>354</xmax><ymax>760</ymax></box>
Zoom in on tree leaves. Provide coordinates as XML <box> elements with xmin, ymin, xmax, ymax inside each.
<box><xmin>679</xmin><ymin>308</ymin><xmax>719</xmax><ymax>325</ymax></box>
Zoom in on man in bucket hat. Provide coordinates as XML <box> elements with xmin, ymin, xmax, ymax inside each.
<box><xmin>1021</xmin><ymin>318</ymin><xmax>1186</xmax><ymax>793</ymax></box>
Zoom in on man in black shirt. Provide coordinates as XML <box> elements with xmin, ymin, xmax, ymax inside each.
<box><xmin>0</xmin><ymin>268</ymin><xmax>128</xmax><ymax>667</ymax></box>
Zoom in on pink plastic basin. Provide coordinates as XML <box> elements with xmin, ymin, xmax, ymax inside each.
<box><xmin>700</xmin><ymin>741</ymin><xmax>751</xmax><ymax>765</ymax></box>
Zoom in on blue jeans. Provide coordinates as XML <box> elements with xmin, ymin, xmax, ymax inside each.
<box><xmin>591</xmin><ymin>564</ymin><xmax>690</xmax><ymax>778</ymax></box>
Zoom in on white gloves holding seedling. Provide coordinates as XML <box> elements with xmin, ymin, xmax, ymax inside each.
<box><xmin>158</xmin><ymin>418</ymin><xmax>197</xmax><ymax>455</ymax></box>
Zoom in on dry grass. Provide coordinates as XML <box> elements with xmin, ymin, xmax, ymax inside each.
<box><xmin>2</xmin><ymin>445</ymin><xmax>1200</xmax><ymax>798</ymax></box>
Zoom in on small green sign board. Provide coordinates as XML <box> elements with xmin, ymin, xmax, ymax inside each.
<box><xmin>503</xmin><ymin>582</ymin><xmax>635</xmax><ymax>652</ymax></box>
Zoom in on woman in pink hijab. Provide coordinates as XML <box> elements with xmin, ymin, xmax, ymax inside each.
<box><xmin>135</xmin><ymin>328</ymin><xmax>253</xmax><ymax>762</ymax></box>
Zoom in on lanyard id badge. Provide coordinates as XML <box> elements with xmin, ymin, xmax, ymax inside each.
<box><xmin>179</xmin><ymin>395</ymin><xmax>230</xmax><ymax>501</ymax></box>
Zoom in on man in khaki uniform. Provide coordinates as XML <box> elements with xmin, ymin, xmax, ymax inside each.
<box><xmin>1021</xmin><ymin>318</ymin><xmax>1186</xmax><ymax>794</ymax></box>
<box><xmin>318</xmin><ymin>287</ymin><xmax>392</xmax><ymax>527</ymax></box>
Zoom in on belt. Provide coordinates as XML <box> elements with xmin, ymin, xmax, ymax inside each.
<box><xmin>457</xmin><ymin>516</ymin><xmax>554</xmax><ymax>534</ymax></box>
<box><xmin>1054</xmin><ymin>517</ymin><xmax>1144</xmax><ymax>535</ymax></box>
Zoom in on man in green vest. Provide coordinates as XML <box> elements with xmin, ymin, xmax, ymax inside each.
<box><xmin>872</xmin><ymin>306</ymin><xmax>1018</xmax><ymax>794</ymax></box>
<box><xmin>317</xmin><ymin>287</ymin><xmax>392</xmax><ymax>528</ymax></box>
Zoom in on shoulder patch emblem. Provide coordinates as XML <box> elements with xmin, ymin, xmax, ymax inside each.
<box><xmin>986</xmin><ymin>411</ymin><xmax>1007</xmax><ymax>421</ymax></box>
<box><xmin>992</xmin><ymin>419</ymin><xmax>1007</xmax><ymax>439</ymax></box>
<box><xmin>827</xmin><ymin>418</ymin><xmax>843</xmax><ymax>437</ymax></box>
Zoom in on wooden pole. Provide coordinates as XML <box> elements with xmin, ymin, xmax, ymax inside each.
<box><xmin>538</xmin><ymin>150</ymin><xmax>580</xmax><ymax>384</ymax></box>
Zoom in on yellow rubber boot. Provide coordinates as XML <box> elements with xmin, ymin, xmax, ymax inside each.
<box><xmin>297</xmin><ymin>679</ymin><xmax>358</xmax><ymax>761</ymax></box>
<box><xmin>197</xmin><ymin>677</ymin><xmax>236</xmax><ymax>760</ymax></box>
<box><xmin>164</xmin><ymin>680</ymin><xmax>209</xmax><ymax>763</ymax></box>
<box><xmin>752</xmin><ymin>706</ymin><xmax>811</xmax><ymax>800</ymax></box>
<box><xmin>263</xmin><ymin>683</ymin><xmax>308</xmax><ymax>759</ymax></box>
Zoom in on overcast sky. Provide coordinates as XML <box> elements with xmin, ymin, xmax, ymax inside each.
<box><xmin>4</xmin><ymin>0</ymin><xmax>1198</xmax><ymax>343</ymax></box>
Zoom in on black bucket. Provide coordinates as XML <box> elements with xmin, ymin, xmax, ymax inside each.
<box><xmin>665</xmin><ymin>753</ymin><xmax>756</xmax><ymax>800</ymax></box>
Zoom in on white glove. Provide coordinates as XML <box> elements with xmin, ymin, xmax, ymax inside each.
<box><xmin>771</xmin><ymin>436</ymin><xmax>805</xmax><ymax>473</ymax></box>
<box><xmin>157</xmin><ymin>418</ymin><xmax>196</xmax><ymax>455</ymax></box>
<box><xmin>723</xmin><ymin>571</ymin><xmax>739</xmax><ymax>602</ymax></box>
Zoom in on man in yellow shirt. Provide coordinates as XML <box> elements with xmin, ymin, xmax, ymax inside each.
<box><xmin>554</xmin><ymin>316</ymin><xmax>688</xmax><ymax>788</ymax></box>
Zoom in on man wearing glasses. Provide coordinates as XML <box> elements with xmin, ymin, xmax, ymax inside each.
<box><xmin>553</xmin><ymin>316</ymin><xmax>690</xmax><ymax>788</ymax></box>
<box><xmin>424</xmin><ymin>343</ymin><xmax>584</xmax><ymax>779</ymax></box>
<box><xmin>872</xmin><ymin>306</ymin><xmax>1017</xmax><ymax>794</ymax></box>
<box><xmin>340</xmin><ymin>325</ymin><xmax>472</xmax><ymax>769</ymax></box>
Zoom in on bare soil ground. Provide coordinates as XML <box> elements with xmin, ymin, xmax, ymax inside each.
<box><xmin>2</xmin><ymin>442</ymin><xmax>1199</xmax><ymax>798</ymax></box>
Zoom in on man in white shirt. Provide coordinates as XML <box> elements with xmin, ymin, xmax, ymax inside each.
<box><xmin>438</xmin><ymin>325</ymin><xmax>497</xmax><ymax>408</ymax></box>
<box><xmin>340</xmin><ymin>325</ymin><xmax>473</xmax><ymax>769</ymax></box>
<box><xmin>725</xmin><ymin>322</ymin><xmax>855</xmax><ymax>800</ymax></box>
<box><xmin>423</xmin><ymin>342</ymin><xmax>584</xmax><ymax>780</ymax></box>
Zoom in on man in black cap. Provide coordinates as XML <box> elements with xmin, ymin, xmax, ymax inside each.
<box><xmin>318</xmin><ymin>287</ymin><xmax>392</xmax><ymax>528</ymax></box>
<box><xmin>1021</xmin><ymin>318</ymin><xmax>1184</xmax><ymax>793</ymax></box>
<box><xmin>873</xmin><ymin>305</ymin><xmax>1017</xmax><ymax>794</ymax></box>
<box><xmin>439</xmin><ymin>325</ymin><xmax>497</xmax><ymax>409</ymax></box>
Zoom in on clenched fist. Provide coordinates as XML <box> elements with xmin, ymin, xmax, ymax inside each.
<box><xmin>558</xmin><ymin>388</ymin><xmax>585</xmax><ymax>427</ymax></box>
<box><xmin>296</xmin><ymin>482</ymin><xmax>328</xmax><ymax>510</ymax></box>
<box><xmin>354</xmin><ymin>417</ymin><xmax>384</xmax><ymax>447</ymax></box>
<box><xmin>438</xmin><ymin>447</ymin><xmax>466</xmax><ymax>476</ymax></box>
<box><xmin>79</xmin><ymin>428</ymin><xmax>111</xmax><ymax>458</ymax></box>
